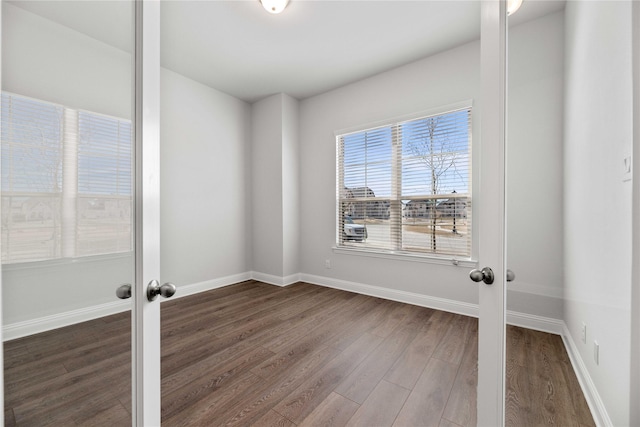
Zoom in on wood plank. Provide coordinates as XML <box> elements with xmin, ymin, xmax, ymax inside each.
<box><xmin>439</xmin><ymin>418</ymin><xmax>464</xmax><ymax>427</ymax></box>
<box><xmin>273</xmin><ymin>332</ymin><xmax>384</xmax><ymax>424</ymax></box>
<box><xmin>212</xmin><ymin>345</ymin><xmax>342</xmax><ymax>426</ymax></box>
<box><xmin>163</xmin><ymin>371</ymin><xmax>265</xmax><ymax>427</ymax></box>
<box><xmin>384</xmin><ymin>309</ymin><xmax>451</xmax><ymax>390</ymax></box>
<box><xmin>392</xmin><ymin>357</ymin><xmax>458</xmax><ymax>427</ymax></box>
<box><xmin>442</xmin><ymin>322</ymin><xmax>478</xmax><ymax>427</ymax></box>
<box><xmin>335</xmin><ymin>323</ymin><xmax>418</xmax><ymax>404</ymax></box>
<box><xmin>297</xmin><ymin>392</ymin><xmax>360</xmax><ymax>427</ymax></box>
<box><xmin>345</xmin><ymin>380</ymin><xmax>410</xmax><ymax>427</ymax></box>
<box><xmin>253</xmin><ymin>409</ymin><xmax>295</xmax><ymax>427</ymax></box>
<box><xmin>432</xmin><ymin>312</ymin><xmax>474</xmax><ymax>366</ymax></box>
<box><xmin>161</xmin><ymin>345</ymin><xmax>274</xmax><ymax>420</ymax></box>
<box><xmin>77</xmin><ymin>402</ymin><xmax>131</xmax><ymax>427</ymax></box>
<box><xmin>505</xmin><ymin>358</ymin><xmax>533</xmax><ymax>427</ymax></box>
<box><xmin>262</xmin><ymin>293</ymin><xmax>373</xmax><ymax>354</ymax></box>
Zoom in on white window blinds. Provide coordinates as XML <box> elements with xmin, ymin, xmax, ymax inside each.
<box><xmin>337</xmin><ymin>107</ymin><xmax>472</xmax><ymax>258</ymax></box>
<box><xmin>1</xmin><ymin>92</ymin><xmax>133</xmax><ymax>264</ymax></box>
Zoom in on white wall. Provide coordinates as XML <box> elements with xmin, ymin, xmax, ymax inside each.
<box><xmin>251</xmin><ymin>94</ymin><xmax>285</xmax><ymax>277</ymax></box>
<box><xmin>298</xmin><ymin>13</ymin><xmax>565</xmax><ymax>318</ymax></box>
<box><xmin>563</xmin><ymin>2</ymin><xmax>633</xmax><ymax>425</ymax></box>
<box><xmin>251</xmin><ymin>93</ymin><xmax>300</xmax><ymax>281</ymax></box>
<box><xmin>160</xmin><ymin>68</ymin><xmax>251</xmax><ymax>288</ymax></box>
<box><xmin>282</xmin><ymin>94</ymin><xmax>300</xmax><ymax>278</ymax></box>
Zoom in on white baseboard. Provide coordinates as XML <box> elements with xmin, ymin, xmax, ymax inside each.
<box><xmin>506</xmin><ymin>310</ymin><xmax>564</xmax><ymax>335</ymax></box>
<box><xmin>2</xmin><ymin>271</ymin><xmax>253</xmax><ymax>342</ymax></box>
<box><xmin>251</xmin><ymin>271</ymin><xmax>300</xmax><ymax>287</ymax></box>
<box><xmin>3</xmin><ymin>300</ymin><xmax>131</xmax><ymax>341</ymax></box>
<box><xmin>300</xmin><ymin>273</ymin><xmax>479</xmax><ymax>318</ymax></box>
<box><xmin>171</xmin><ymin>272</ymin><xmax>252</xmax><ymax>299</ymax></box>
<box><xmin>562</xmin><ymin>324</ymin><xmax>612</xmax><ymax>427</ymax></box>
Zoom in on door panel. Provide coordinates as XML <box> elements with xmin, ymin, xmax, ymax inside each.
<box><xmin>477</xmin><ymin>0</ymin><xmax>508</xmax><ymax>424</ymax></box>
<box><xmin>507</xmin><ymin>1</ymin><xmax>635</xmax><ymax>425</ymax></box>
<box><xmin>1</xmin><ymin>1</ymin><xmax>136</xmax><ymax>424</ymax></box>
<box><xmin>133</xmin><ymin>0</ymin><xmax>162</xmax><ymax>423</ymax></box>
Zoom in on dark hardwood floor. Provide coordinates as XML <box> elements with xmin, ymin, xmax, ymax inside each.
<box><xmin>4</xmin><ymin>280</ymin><xmax>595</xmax><ymax>426</ymax></box>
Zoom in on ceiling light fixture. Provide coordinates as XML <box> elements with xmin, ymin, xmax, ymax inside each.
<box><xmin>260</xmin><ymin>0</ymin><xmax>289</xmax><ymax>14</ymax></box>
<box><xmin>507</xmin><ymin>0</ymin><xmax>524</xmax><ymax>16</ymax></box>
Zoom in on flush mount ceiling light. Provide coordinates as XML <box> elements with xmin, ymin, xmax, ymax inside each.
<box><xmin>260</xmin><ymin>0</ymin><xmax>289</xmax><ymax>14</ymax></box>
<box><xmin>507</xmin><ymin>0</ymin><xmax>524</xmax><ymax>15</ymax></box>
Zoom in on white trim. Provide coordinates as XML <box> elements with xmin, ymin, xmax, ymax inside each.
<box><xmin>506</xmin><ymin>311</ymin><xmax>564</xmax><ymax>335</ymax></box>
<box><xmin>250</xmin><ymin>271</ymin><xmax>300</xmax><ymax>287</ymax></box>
<box><xmin>3</xmin><ymin>300</ymin><xmax>131</xmax><ymax>341</ymax></box>
<box><xmin>562</xmin><ymin>323</ymin><xmax>613</xmax><ymax>427</ymax></box>
<box><xmin>507</xmin><ymin>280</ymin><xmax>563</xmax><ymax>299</ymax></box>
<box><xmin>168</xmin><ymin>272</ymin><xmax>252</xmax><ymax>299</ymax></box>
<box><xmin>300</xmin><ymin>273</ymin><xmax>478</xmax><ymax>317</ymax></box>
<box><xmin>332</xmin><ymin>246</ymin><xmax>478</xmax><ymax>268</ymax></box>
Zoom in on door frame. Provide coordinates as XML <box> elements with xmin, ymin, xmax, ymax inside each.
<box><xmin>477</xmin><ymin>0</ymin><xmax>508</xmax><ymax>425</ymax></box>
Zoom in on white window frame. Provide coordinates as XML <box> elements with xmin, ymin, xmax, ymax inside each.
<box><xmin>334</xmin><ymin>101</ymin><xmax>476</xmax><ymax>266</ymax></box>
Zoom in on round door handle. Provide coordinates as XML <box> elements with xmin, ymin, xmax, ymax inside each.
<box><xmin>147</xmin><ymin>280</ymin><xmax>177</xmax><ymax>301</ymax></box>
<box><xmin>506</xmin><ymin>269</ymin><xmax>515</xmax><ymax>282</ymax></box>
<box><xmin>469</xmin><ymin>267</ymin><xmax>495</xmax><ymax>285</ymax></box>
<box><xmin>116</xmin><ymin>284</ymin><xmax>132</xmax><ymax>299</ymax></box>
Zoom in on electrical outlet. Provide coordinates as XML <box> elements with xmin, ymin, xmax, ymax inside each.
<box><xmin>581</xmin><ymin>322</ymin><xmax>587</xmax><ymax>343</ymax></box>
<box><xmin>593</xmin><ymin>341</ymin><xmax>599</xmax><ymax>365</ymax></box>
<box><xmin>325</xmin><ymin>259</ymin><xmax>331</xmax><ymax>269</ymax></box>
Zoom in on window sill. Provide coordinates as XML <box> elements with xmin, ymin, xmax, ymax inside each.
<box><xmin>332</xmin><ymin>246</ymin><xmax>477</xmax><ymax>267</ymax></box>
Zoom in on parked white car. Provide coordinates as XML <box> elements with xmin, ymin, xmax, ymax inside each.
<box><xmin>343</xmin><ymin>216</ymin><xmax>367</xmax><ymax>242</ymax></box>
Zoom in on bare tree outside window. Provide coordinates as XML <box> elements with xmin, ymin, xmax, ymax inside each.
<box><xmin>404</xmin><ymin>115</ymin><xmax>468</xmax><ymax>252</ymax></box>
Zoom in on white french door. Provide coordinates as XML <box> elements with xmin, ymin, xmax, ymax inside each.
<box><xmin>476</xmin><ymin>0</ymin><xmax>508</xmax><ymax>425</ymax></box>
<box><xmin>0</xmin><ymin>0</ymin><xmax>165</xmax><ymax>425</ymax></box>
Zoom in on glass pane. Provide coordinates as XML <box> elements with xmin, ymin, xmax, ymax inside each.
<box><xmin>2</xmin><ymin>1</ymin><xmax>134</xmax><ymax>425</ymax></box>
<box><xmin>506</xmin><ymin>0</ymin><xmax>609</xmax><ymax>425</ymax></box>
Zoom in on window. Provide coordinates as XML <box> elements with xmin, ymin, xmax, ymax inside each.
<box><xmin>337</xmin><ymin>107</ymin><xmax>472</xmax><ymax>258</ymax></box>
<box><xmin>1</xmin><ymin>92</ymin><xmax>133</xmax><ymax>264</ymax></box>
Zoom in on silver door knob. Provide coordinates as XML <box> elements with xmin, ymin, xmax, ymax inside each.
<box><xmin>469</xmin><ymin>267</ymin><xmax>495</xmax><ymax>285</ymax></box>
<box><xmin>147</xmin><ymin>280</ymin><xmax>177</xmax><ymax>301</ymax></box>
<box><xmin>506</xmin><ymin>269</ymin><xmax>515</xmax><ymax>282</ymax></box>
<box><xmin>116</xmin><ymin>284</ymin><xmax>132</xmax><ymax>299</ymax></box>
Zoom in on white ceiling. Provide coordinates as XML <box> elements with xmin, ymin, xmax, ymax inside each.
<box><xmin>9</xmin><ymin>0</ymin><xmax>564</xmax><ymax>103</ymax></box>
